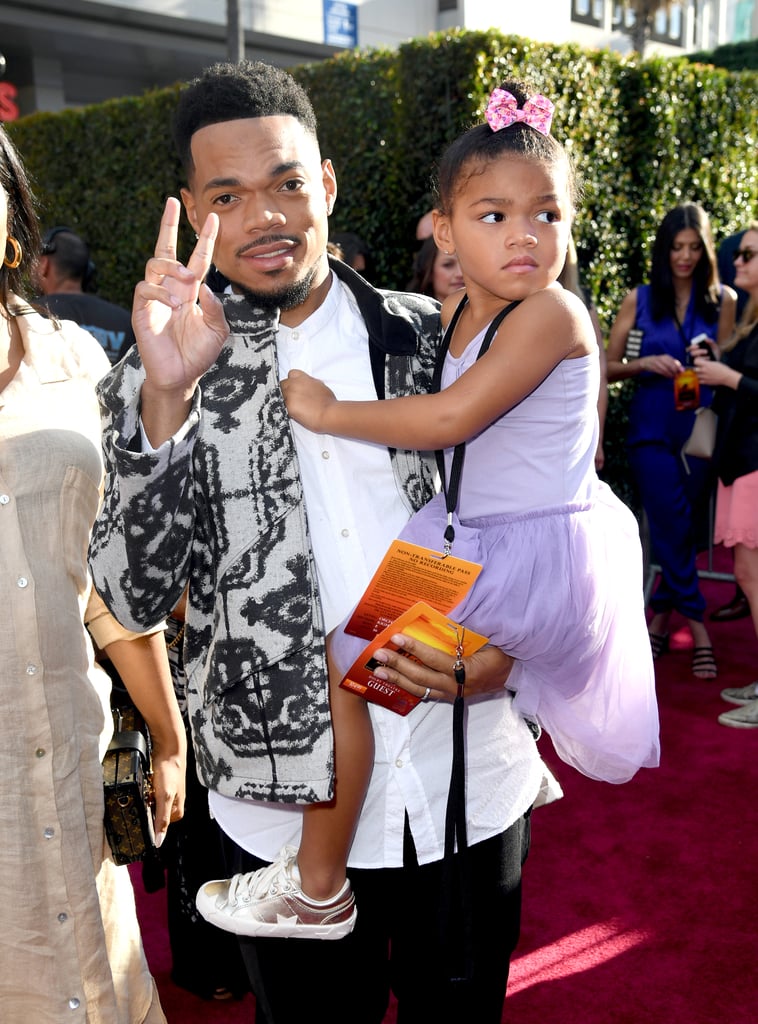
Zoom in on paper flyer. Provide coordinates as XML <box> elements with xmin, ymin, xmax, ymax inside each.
<box><xmin>343</xmin><ymin>539</ymin><xmax>483</xmax><ymax>642</ymax></box>
<box><xmin>339</xmin><ymin>600</ymin><xmax>488</xmax><ymax>715</ymax></box>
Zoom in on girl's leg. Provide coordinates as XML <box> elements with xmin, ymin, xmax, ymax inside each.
<box><xmin>297</xmin><ymin>640</ymin><xmax>375</xmax><ymax>900</ymax></box>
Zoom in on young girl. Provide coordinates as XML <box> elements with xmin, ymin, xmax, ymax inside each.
<box><xmin>196</xmin><ymin>80</ymin><xmax>660</xmax><ymax>940</ymax></box>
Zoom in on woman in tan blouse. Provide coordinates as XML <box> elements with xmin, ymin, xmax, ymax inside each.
<box><xmin>0</xmin><ymin>126</ymin><xmax>186</xmax><ymax>1021</ymax></box>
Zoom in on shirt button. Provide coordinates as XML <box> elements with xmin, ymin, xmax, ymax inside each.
<box><xmin>395</xmin><ymin>758</ymin><xmax>404</xmax><ymax>768</ymax></box>
<box><xmin>341</xmin><ymin>529</ymin><xmax>350</xmax><ymax>537</ymax></box>
<box><xmin>43</xmin><ymin>826</ymin><xmax>55</xmax><ymax>839</ymax></box>
<box><xmin>26</xmin><ymin>664</ymin><xmax>38</xmax><ymax>675</ymax></box>
<box><xmin>68</xmin><ymin>997</ymin><xmax>81</xmax><ymax>1009</ymax></box>
<box><xmin>321</xmin><ymin>450</ymin><xmax>330</xmax><ymax>459</ymax></box>
<box><xmin>58</xmin><ymin>912</ymin><xmax>68</xmax><ymax>923</ymax></box>
<box><xmin>35</xmin><ymin>748</ymin><xmax>46</xmax><ymax>758</ymax></box>
<box><xmin>0</xmin><ymin>493</ymin><xmax>9</xmax><ymax>504</ymax></box>
<box><xmin>17</xmin><ymin>576</ymin><xmax>29</xmax><ymax>588</ymax></box>
<box><xmin>291</xmin><ymin>330</ymin><xmax>300</xmax><ymax>341</ymax></box>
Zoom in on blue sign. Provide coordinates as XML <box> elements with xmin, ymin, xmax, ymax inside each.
<box><xmin>324</xmin><ymin>1</ymin><xmax>358</xmax><ymax>48</ymax></box>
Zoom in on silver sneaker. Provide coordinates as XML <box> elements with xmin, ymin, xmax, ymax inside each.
<box><xmin>718</xmin><ymin>702</ymin><xmax>758</xmax><ymax>729</ymax></box>
<box><xmin>196</xmin><ymin>845</ymin><xmax>357</xmax><ymax>940</ymax></box>
<box><xmin>720</xmin><ymin>682</ymin><xmax>758</xmax><ymax>706</ymax></box>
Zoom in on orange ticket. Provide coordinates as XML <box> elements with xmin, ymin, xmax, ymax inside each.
<box><xmin>344</xmin><ymin>539</ymin><xmax>482</xmax><ymax>641</ymax></box>
<box><xmin>339</xmin><ymin>601</ymin><xmax>489</xmax><ymax>715</ymax></box>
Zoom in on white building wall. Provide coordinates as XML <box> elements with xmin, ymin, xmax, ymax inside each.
<box><xmin>355</xmin><ymin>0</ymin><xmax>439</xmax><ymax>49</ymax></box>
<box><xmin>79</xmin><ymin>0</ymin><xmax>753</xmax><ymax>52</ymax></box>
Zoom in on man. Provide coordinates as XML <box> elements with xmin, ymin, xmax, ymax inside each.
<box><xmin>89</xmin><ymin>61</ymin><xmax>544</xmax><ymax>1024</ymax></box>
<box><xmin>36</xmin><ymin>226</ymin><xmax>136</xmax><ymax>364</ymax></box>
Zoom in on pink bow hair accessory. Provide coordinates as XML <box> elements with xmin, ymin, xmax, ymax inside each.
<box><xmin>485</xmin><ymin>89</ymin><xmax>555</xmax><ymax>136</ymax></box>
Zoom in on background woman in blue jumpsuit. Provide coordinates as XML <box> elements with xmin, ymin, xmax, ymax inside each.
<box><xmin>607</xmin><ymin>203</ymin><xmax>737</xmax><ymax>678</ymax></box>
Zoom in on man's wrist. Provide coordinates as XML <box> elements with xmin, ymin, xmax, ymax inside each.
<box><xmin>139</xmin><ymin>380</ymin><xmax>196</xmax><ymax>447</ymax></box>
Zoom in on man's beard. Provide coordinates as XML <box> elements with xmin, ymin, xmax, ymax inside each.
<box><xmin>233</xmin><ymin>264</ymin><xmax>319</xmax><ymax>313</ymax></box>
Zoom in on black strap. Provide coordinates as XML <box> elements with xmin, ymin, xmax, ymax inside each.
<box><xmin>441</xmin><ymin>654</ymin><xmax>471</xmax><ymax>981</ymax></box>
<box><xmin>106</xmin><ymin>729</ymin><xmax>150</xmax><ymax>766</ymax></box>
<box><xmin>432</xmin><ymin>298</ymin><xmax>522</xmax><ymax>552</ymax></box>
<box><xmin>672</xmin><ymin>302</ymin><xmax>696</xmax><ymax>357</ymax></box>
<box><xmin>434</xmin><ymin>296</ymin><xmax>521</xmax><ymax>982</ymax></box>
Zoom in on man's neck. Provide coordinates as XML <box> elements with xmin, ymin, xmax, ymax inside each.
<box><xmin>48</xmin><ymin>280</ymin><xmax>84</xmax><ymax>296</ymax></box>
<box><xmin>279</xmin><ymin>270</ymin><xmax>333</xmax><ymax>328</ymax></box>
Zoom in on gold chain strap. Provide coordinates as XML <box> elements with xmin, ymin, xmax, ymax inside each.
<box><xmin>166</xmin><ymin>622</ymin><xmax>186</xmax><ymax>650</ymax></box>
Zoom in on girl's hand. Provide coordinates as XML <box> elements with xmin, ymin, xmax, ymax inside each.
<box><xmin>369</xmin><ymin>634</ymin><xmax>514</xmax><ymax>703</ymax></box>
<box><xmin>281</xmin><ymin>369</ymin><xmax>337</xmax><ymax>432</ymax></box>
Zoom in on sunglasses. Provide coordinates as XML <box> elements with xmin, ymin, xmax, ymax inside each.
<box><xmin>733</xmin><ymin>248</ymin><xmax>756</xmax><ymax>264</ymax></box>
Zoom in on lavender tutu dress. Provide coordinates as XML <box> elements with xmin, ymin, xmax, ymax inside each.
<box><xmin>332</xmin><ymin>323</ymin><xmax>660</xmax><ymax>784</ymax></box>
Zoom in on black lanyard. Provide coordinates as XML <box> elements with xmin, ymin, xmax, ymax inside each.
<box><xmin>433</xmin><ymin>295</ymin><xmax>521</xmax><ymax>981</ymax></box>
<box><xmin>672</xmin><ymin>297</ymin><xmax>696</xmax><ymax>358</ymax></box>
<box><xmin>432</xmin><ymin>296</ymin><xmax>522</xmax><ymax>551</ymax></box>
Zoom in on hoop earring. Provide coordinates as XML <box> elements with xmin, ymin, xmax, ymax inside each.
<box><xmin>3</xmin><ymin>237</ymin><xmax>22</xmax><ymax>269</ymax></box>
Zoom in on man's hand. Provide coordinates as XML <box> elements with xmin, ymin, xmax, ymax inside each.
<box><xmin>135</xmin><ymin>198</ymin><xmax>230</xmax><ymax>445</ymax></box>
<box><xmin>369</xmin><ymin>633</ymin><xmax>514</xmax><ymax>703</ymax></box>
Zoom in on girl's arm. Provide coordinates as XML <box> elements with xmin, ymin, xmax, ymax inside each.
<box><xmin>282</xmin><ymin>288</ymin><xmax>593</xmax><ymax>450</ymax></box>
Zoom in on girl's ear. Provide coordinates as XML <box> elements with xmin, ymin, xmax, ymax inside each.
<box><xmin>432</xmin><ymin>211</ymin><xmax>453</xmax><ymax>255</ymax></box>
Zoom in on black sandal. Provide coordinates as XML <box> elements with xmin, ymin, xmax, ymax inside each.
<box><xmin>649</xmin><ymin>632</ymin><xmax>670</xmax><ymax>660</ymax></box>
<box><xmin>692</xmin><ymin>646</ymin><xmax>718</xmax><ymax>680</ymax></box>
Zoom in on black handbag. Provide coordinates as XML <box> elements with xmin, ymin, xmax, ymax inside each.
<box><xmin>102</xmin><ymin>703</ymin><xmax>156</xmax><ymax>865</ymax></box>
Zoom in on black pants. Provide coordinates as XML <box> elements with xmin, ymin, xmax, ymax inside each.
<box><xmin>221</xmin><ymin>811</ymin><xmax>530</xmax><ymax>1024</ymax></box>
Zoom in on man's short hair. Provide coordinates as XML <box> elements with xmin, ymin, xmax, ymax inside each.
<box><xmin>173</xmin><ymin>60</ymin><xmax>319</xmax><ymax>176</ymax></box>
<box><xmin>41</xmin><ymin>226</ymin><xmax>96</xmax><ymax>290</ymax></box>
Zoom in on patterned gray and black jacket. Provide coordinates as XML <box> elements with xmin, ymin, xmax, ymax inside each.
<box><xmin>89</xmin><ymin>259</ymin><xmax>440</xmax><ymax>805</ymax></box>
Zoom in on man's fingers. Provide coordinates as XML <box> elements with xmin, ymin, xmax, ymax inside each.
<box><xmin>186</xmin><ymin>212</ymin><xmax>219</xmax><ymax>282</ymax></box>
<box><xmin>153</xmin><ymin>196</ymin><xmax>182</xmax><ymax>260</ymax></box>
<box><xmin>143</xmin><ymin>255</ymin><xmax>193</xmax><ymax>286</ymax></box>
<box><xmin>133</xmin><ymin>278</ymin><xmax>183</xmax><ymax>312</ymax></box>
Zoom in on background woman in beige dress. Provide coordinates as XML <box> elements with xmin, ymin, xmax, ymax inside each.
<box><xmin>0</xmin><ymin>124</ymin><xmax>186</xmax><ymax>1022</ymax></box>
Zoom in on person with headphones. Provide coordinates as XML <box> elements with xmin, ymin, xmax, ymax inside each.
<box><xmin>35</xmin><ymin>226</ymin><xmax>135</xmax><ymax>364</ymax></box>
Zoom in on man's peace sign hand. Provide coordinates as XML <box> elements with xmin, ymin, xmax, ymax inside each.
<box><xmin>134</xmin><ymin>198</ymin><xmax>230</xmax><ymax>445</ymax></box>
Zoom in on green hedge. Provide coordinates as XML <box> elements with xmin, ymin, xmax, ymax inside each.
<box><xmin>7</xmin><ymin>30</ymin><xmax>757</xmax><ymax>507</ymax></box>
<box><xmin>12</xmin><ymin>86</ymin><xmax>187</xmax><ymax>309</ymax></box>
<box><xmin>688</xmin><ymin>38</ymin><xmax>758</xmax><ymax>72</ymax></box>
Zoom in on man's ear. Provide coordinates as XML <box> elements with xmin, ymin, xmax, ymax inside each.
<box><xmin>35</xmin><ymin>254</ymin><xmax>52</xmax><ymax>290</ymax></box>
<box><xmin>322</xmin><ymin>159</ymin><xmax>337</xmax><ymax>216</ymax></box>
<box><xmin>180</xmin><ymin>187</ymin><xmax>200</xmax><ymax>234</ymax></box>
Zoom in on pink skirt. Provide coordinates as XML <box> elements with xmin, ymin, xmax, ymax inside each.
<box><xmin>332</xmin><ymin>483</ymin><xmax>659</xmax><ymax>784</ymax></box>
<box><xmin>715</xmin><ymin>470</ymin><xmax>758</xmax><ymax>549</ymax></box>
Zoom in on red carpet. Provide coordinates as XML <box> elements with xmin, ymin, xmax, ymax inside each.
<box><xmin>134</xmin><ymin>550</ymin><xmax>757</xmax><ymax>1023</ymax></box>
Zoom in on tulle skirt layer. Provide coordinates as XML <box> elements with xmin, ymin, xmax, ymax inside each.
<box><xmin>331</xmin><ymin>484</ymin><xmax>659</xmax><ymax>784</ymax></box>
